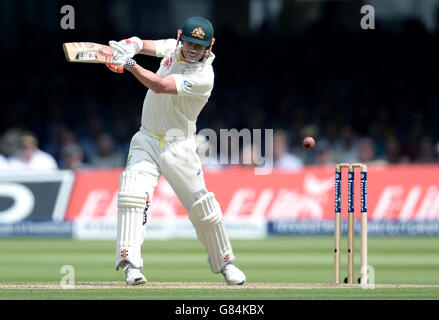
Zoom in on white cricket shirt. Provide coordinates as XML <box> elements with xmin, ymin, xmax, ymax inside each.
<box><xmin>140</xmin><ymin>39</ymin><xmax>215</xmax><ymax>137</ymax></box>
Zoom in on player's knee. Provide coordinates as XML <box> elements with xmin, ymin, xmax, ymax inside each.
<box><xmin>182</xmin><ymin>189</ymin><xmax>208</xmax><ymax>212</ymax></box>
<box><xmin>189</xmin><ymin>192</ymin><xmax>223</xmax><ymax>227</ymax></box>
<box><xmin>118</xmin><ymin>170</ymin><xmax>151</xmax><ymax>209</ymax></box>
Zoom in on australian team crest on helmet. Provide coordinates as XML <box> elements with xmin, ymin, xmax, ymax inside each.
<box><xmin>191</xmin><ymin>27</ymin><xmax>205</xmax><ymax>39</ymax></box>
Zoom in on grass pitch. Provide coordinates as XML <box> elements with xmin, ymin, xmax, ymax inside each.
<box><xmin>0</xmin><ymin>236</ymin><xmax>438</xmax><ymax>299</ymax></box>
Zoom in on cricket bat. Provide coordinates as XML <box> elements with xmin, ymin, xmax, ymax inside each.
<box><xmin>63</xmin><ymin>42</ymin><xmax>114</xmax><ymax>64</ymax></box>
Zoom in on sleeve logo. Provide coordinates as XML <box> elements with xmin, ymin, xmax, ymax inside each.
<box><xmin>184</xmin><ymin>80</ymin><xmax>192</xmax><ymax>88</ymax></box>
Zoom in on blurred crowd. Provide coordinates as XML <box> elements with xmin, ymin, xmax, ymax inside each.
<box><xmin>2</xmin><ymin>1</ymin><xmax>439</xmax><ymax>172</ymax></box>
<box><xmin>0</xmin><ymin>129</ymin><xmax>125</xmax><ymax>171</ymax></box>
<box><xmin>1</xmin><ymin>120</ymin><xmax>437</xmax><ymax>172</ymax></box>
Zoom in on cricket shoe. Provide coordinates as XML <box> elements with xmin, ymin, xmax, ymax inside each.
<box><xmin>124</xmin><ymin>264</ymin><xmax>147</xmax><ymax>286</ymax></box>
<box><xmin>221</xmin><ymin>263</ymin><xmax>246</xmax><ymax>285</ymax></box>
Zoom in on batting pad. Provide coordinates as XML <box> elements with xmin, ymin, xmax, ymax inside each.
<box><xmin>115</xmin><ymin>171</ymin><xmax>149</xmax><ymax>270</ymax></box>
<box><xmin>189</xmin><ymin>192</ymin><xmax>235</xmax><ymax>273</ymax></box>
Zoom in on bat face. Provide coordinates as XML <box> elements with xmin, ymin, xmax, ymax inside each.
<box><xmin>63</xmin><ymin>42</ymin><xmax>114</xmax><ymax>64</ymax></box>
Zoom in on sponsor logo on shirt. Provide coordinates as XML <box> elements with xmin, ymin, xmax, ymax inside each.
<box><xmin>184</xmin><ymin>80</ymin><xmax>192</xmax><ymax>88</ymax></box>
<box><xmin>163</xmin><ymin>56</ymin><xmax>173</xmax><ymax>69</ymax></box>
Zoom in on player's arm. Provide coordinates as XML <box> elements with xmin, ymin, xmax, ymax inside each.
<box><xmin>115</xmin><ymin>38</ymin><xmax>164</xmax><ymax>57</ymax></box>
<box><xmin>109</xmin><ymin>37</ymin><xmax>176</xmax><ymax>60</ymax></box>
<box><xmin>130</xmin><ymin>63</ymin><xmax>177</xmax><ymax>95</ymax></box>
<box><xmin>138</xmin><ymin>40</ymin><xmax>156</xmax><ymax>56</ymax></box>
<box><xmin>106</xmin><ymin>38</ymin><xmax>179</xmax><ymax>94</ymax></box>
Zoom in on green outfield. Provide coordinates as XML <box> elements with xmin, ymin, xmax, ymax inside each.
<box><xmin>0</xmin><ymin>236</ymin><xmax>438</xmax><ymax>299</ymax></box>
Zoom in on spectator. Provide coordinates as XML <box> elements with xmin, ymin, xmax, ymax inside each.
<box><xmin>0</xmin><ymin>128</ymin><xmax>22</xmax><ymax>158</ymax></box>
<box><xmin>332</xmin><ymin>124</ymin><xmax>360</xmax><ymax>164</ymax></box>
<box><xmin>79</xmin><ymin>113</ymin><xmax>106</xmax><ymax>161</ymax></box>
<box><xmin>60</xmin><ymin>143</ymin><xmax>90</xmax><ymax>170</ymax></box>
<box><xmin>43</xmin><ymin>124</ymin><xmax>78</xmax><ymax>163</ymax></box>
<box><xmin>0</xmin><ymin>154</ymin><xmax>8</xmax><ymax>170</ymax></box>
<box><xmin>382</xmin><ymin>136</ymin><xmax>402</xmax><ymax>164</ymax></box>
<box><xmin>356</xmin><ymin>137</ymin><xmax>387</xmax><ymax>166</ymax></box>
<box><xmin>8</xmin><ymin>132</ymin><xmax>58</xmax><ymax>171</ymax></box>
<box><xmin>367</xmin><ymin>121</ymin><xmax>387</xmax><ymax>159</ymax></box>
<box><xmin>269</xmin><ymin>130</ymin><xmax>303</xmax><ymax>170</ymax></box>
<box><xmin>90</xmin><ymin>133</ymin><xmax>125</xmax><ymax>168</ymax></box>
<box><xmin>240</xmin><ymin>142</ymin><xmax>261</xmax><ymax>168</ymax></box>
<box><xmin>314</xmin><ymin>140</ymin><xmax>334</xmax><ymax>167</ymax></box>
<box><xmin>415</xmin><ymin>136</ymin><xmax>436</xmax><ymax>163</ymax></box>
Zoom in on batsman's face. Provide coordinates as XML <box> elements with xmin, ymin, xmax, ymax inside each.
<box><xmin>181</xmin><ymin>41</ymin><xmax>207</xmax><ymax>63</ymax></box>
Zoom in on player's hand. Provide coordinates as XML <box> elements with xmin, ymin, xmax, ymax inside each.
<box><xmin>109</xmin><ymin>40</ymin><xmax>132</xmax><ymax>65</ymax></box>
<box><xmin>108</xmin><ymin>36</ymin><xmax>142</xmax><ymax>63</ymax></box>
<box><xmin>117</xmin><ymin>37</ymin><xmax>143</xmax><ymax>57</ymax></box>
<box><xmin>105</xmin><ymin>58</ymin><xmax>136</xmax><ymax>74</ymax></box>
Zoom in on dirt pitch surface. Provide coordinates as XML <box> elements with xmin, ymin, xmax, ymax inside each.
<box><xmin>2</xmin><ymin>282</ymin><xmax>439</xmax><ymax>290</ymax></box>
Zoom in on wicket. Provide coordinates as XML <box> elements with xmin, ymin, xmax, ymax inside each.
<box><xmin>334</xmin><ymin>163</ymin><xmax>368</xmax><ymax>285</ymax></box>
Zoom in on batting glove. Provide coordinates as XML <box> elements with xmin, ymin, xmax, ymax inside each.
<box><xmin>120</xmin><ymin>36</ymin><xmax>143</xmax><ymax>56</ymax></box>
<box><xmin>108</xmin><ymin>40</ymin><xmax>132</xmax><ymax>65</ymax></box>
<box><xmin>105</xmin><ymin>58</ymin><xmax>136</xmax><ymax>74</ymax></box>
<box><xmin>108</xmin><ymin>36</ymin><xmax>142</xmax><ymax>59</ymax></box>
<box><xmin>106</xmin><ymin>63</ymin><xmax>124</xmax><ymax>73</ymax></box>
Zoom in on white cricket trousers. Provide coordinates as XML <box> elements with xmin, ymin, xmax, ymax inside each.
<box><xmin>127</xmin><ymin>128</ymin><xmax>207</xmax><ymax>210</ymax></box>
<box><xmin>115</xmin><ymin>128</ymin><xmax>235</xmax><ymax>273</ymax></box>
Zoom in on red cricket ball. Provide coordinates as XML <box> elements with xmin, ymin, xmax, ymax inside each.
<box><xmin>302</xmin><ymin>137</ymin><xmax>315</xmax><ymax>150</ymax></box>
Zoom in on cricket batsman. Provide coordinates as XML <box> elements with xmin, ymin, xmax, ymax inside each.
<box><xmin>106</xmin><ymin>16</ymin><xmax>246</xmax><ymax>286</ymax></box>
